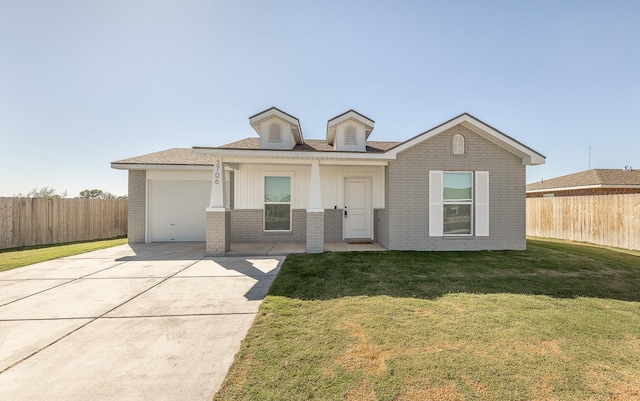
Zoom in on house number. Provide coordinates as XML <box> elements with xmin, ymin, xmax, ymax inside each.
<box><xmin>214</xmin><ymin>160</ymin><xmax>220</xmax><ymax>184</ymax></box>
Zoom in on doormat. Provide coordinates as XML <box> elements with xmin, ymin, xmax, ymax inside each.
<box><xmin>347</xmin><ymin>241</ymin><xmax>373</xmax><ymax>245</ymax></box>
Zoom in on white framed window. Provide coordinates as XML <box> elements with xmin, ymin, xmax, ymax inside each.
<box><xmin>344</xmin><ymin>125</ymin><xmax>357</xmax><ymax>145</ymax></box>
<box><xmin>443</xmin><ymin>172</ymin><xmax>473</xmax><ymax>235</ymax></box>
<box><xmin>429</xmin><ymin>170</ymin><xmax>489</xmax><ymax>237</ymax></box>
<box><xmin>452</xmin><ymin>134</ymin><xmax>465</xmax><ymax>156</ymax></box>
<box><xmin>264</xmin><ymin>175</ymin><xmax>291</xmax><ymax>231</ymax></box>
<box><xmin>268</xmin><ymin>123</ymin><xmax>282</xmax><ymax>143</ymax></box>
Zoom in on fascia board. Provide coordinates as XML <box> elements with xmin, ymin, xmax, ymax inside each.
<box><xmin>193</xmin><ymin>147</ymin><xmax>395</xmax><ymax>161</ymax></box>
<box><xmin>249</xmin><ymin>109</ymin><xmax>303</xmax><ymax>144</ymax></box>
<box><xmin>460</xmin><ymin>120</ymin><xmax>546</xmax><ymax>165</ymax></box>
<box><xmin>326</xmin><ymin>112</ymin><xmax>375</xmax><ymax>143</ymax></box>
<box><xmin>526</xmin><ymin>184</ymin><xmax>640</xmax><ymax>193</ymax></box>
<box><xmin>110</xmin><ymin>163</ymin><xmax>213</xmax><ymax>171</ymax></box>
<box><xmin>327</xmin><ymin>111</ymin><xmax>375</xmax><ymax>128</ymax></box>
<box><xmin>387</xmin><ymin>114</ymin><xmax>546</xmax><ymax>166</ymax></box>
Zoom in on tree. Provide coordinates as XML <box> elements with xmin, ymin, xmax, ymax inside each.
<box><xmin>17</xmin><ymin>186</ymin><xmax>67</xmax><ymax>198</ymax></box>
<box><xmin>79</xmin><ymin>189</ymin><xmax>117</xmax><ymax>199</ymax></box>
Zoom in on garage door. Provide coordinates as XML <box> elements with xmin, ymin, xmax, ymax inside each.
<box><xmin>149</xmin><ymin>180</ymin><xmax>211</xmax><ymax>242</ymax></box>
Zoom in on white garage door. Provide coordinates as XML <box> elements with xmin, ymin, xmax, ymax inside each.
<box><xmin>149</xmin><ymin>180</ymin><xmax>211</xmax><ymax>242</ymax></box>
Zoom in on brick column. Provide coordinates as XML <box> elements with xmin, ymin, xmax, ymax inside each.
<box><xmin>306</xmin><ymin>210</ymin><xmax>324</xmax><ymax>253</ymax></box>
<box><xmin>306</xmin><ymin>160</ymin><xmax>324</xmax><ymax>253</ymax></box>
<box><xmin>128</xmin><ymin>170</ymin><xmax>146</xmax><ymax>244</ymax></box>
<box><xmin>206</xmin><ymin>209</ymin><xmax>230</xmax><ymax>256</ymax></box>
<box><xmin>206</xmin><ymin>156</ymin><xmax>230</xmax><ymax>256</ymax></box>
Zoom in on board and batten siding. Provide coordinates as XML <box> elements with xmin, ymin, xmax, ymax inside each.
<box><xmin>233</xmin><ymin>164</ymin><xmax>385</xmax><ymax>210</ymax></box>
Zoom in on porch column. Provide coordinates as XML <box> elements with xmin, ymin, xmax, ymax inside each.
<box><xmin>206</xmin><ymin>157</ymin><xmax>230</xmax><ymax>256</ymax></box>
<box><xmin>306</xmin><ymin>160</ymin><xmax>324</xmax><ymax>253</ymax></box>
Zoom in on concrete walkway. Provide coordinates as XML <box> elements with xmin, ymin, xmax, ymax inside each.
<box><xmin>0</xmin><ymin>243</ymin><xmax>283</xmax><ymax>401</ymax></box>
<box><xmin>226</xmin><ymin>241</ymin><xmax>386</xmax><ymax>256</ymax></box>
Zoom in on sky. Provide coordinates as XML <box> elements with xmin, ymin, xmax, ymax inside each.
<box><xmin>1</xmin><ymin>0</ymin><xmax>639</xmax><ymax>197</ymax></box>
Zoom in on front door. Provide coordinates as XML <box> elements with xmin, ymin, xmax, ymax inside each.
<box><xmin>344</xmin><ymin>178</ymin><xmax>372</xmax><ymax>239</ymax></box>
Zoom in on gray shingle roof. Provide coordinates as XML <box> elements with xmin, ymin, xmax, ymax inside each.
<box><xmin>111</xmin><ymin>148</ymin><xmax>216</xmax><ymax>166</ymax></box>
<box><xmin>217</xmin><ymin>138</ymin><xmax>401</xmax><ymax>152</ymax></box>
<box><xmin>527</xmin><ymin>169</ymin><xmax>640</xmax><ymax>191</ymax></box>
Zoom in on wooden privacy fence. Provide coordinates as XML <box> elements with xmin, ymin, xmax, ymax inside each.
<box><xmin>526</xmin><ymin>194</ymin><xmax>640</xmax><ymax>251</ymax></box>
<box><xmin>0</xmin><ymin>198</ymin><xmax>128</xmax><ymax>250</ymax></box>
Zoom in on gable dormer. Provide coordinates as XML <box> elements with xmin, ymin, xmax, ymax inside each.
<box><xmin>249</xmin><ymin>107</ymin><xmax>304</xmax><ymax>150</ymax></box>
<box><xmin>326</xmin><ymin>110</ymin><xmax>374</xmax><ymax>152</ymax></box>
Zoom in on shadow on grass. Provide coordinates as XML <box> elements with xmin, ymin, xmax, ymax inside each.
<box><xmin>268</xmin><ymin>239</ymin><xmax>640</xmax><ymax>302</ymax></box>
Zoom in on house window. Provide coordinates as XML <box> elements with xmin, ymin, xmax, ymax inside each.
<box><xmin>269</xmin><ymin>123</ymin><xmax>282</xmax><ymax>143</ymax></box>
<box><xmin>344</xmin><ymin>125</ymin><xmax>357</xmax><ymax>145</ymax></box>
<box><xmin>452</xmin><ymin>134</ymin><xmax>465</xmax><ymax>156</ymax></box>
<box><xmin>443</xmin><ymin>172</ymin><xmax>473</xmax><ymax>235</ymax></box>
<box><xmin>264</xmin><ymin>176</ymin><xmax>291</xmax><ymax>231</ymax></box>
<box><xmin>429</xmin><ymin>170</ymin><xmax>489</xmax><ymax>237</ymax></box>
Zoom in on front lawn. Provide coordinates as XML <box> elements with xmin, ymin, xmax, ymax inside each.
<box><xmin>0</xmin><ymin>237</ymin><xmax>127</xmax><ymax>272</ymax></box>
<box><xmin>214</xmin><ymin>239</ymin><xmax>640</xmax><ymax>401</ymax></box>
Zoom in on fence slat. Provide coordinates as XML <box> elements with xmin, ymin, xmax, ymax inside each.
<box><xmin>527</xmin><ymin>194</ymin><xmax>640</xmax><ymax>251</ymax></box>
<box><xmin>0</xmin><ymin>198</ymin><xmax>127</xmax><ymax>250</ymax></box>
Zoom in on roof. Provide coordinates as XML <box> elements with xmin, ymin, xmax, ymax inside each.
<box><xmin>217</xmin><ymin>138</ymin><xmax>400</xmax><ymax>153</ymax></box>
<box><xmin>111</xmin><ymin>148</ymin><xmax>216</xmax><ymax>168</ymax></box>
<box><xmin>248</xmin><ymin>107</ymin><xmax>304</xmax><ymax>144</ymax></box>
<box><xmin>112</xmin><ymin>112</ymin><xmax>545</xmax><ymax>168</ymax></box>
<box><xmin>326</xmin><ymin>109</ymin><xmax>375</xmax><ymax>145</ymax></box>
<box><xmin>385</xmin><ymin>113</ymin><xmax>546</xmax><ymax>165</ymax></box>
<box><xmin>526</xmin><ymin>169</ymin><xmax>640</xmax><ymax>192</ymax></box>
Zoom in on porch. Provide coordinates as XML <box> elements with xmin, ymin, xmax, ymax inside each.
<box><xmin>225</xmin><ymin>241</ymin><xmax>387</xmax><ymax>256</ymax></box>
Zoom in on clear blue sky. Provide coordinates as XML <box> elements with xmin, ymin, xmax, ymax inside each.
<box><xmin>1</xmin><ymin>0</ymin><xmax>639</xmax><ymax>197</ymax></box>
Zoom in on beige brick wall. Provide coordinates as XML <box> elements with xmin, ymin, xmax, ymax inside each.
<box><xmin>230</xmin><ymin>209</ymin><xmax>307</xmax><ymax>242</ymax></box>
<box><xmin>128</xmin><ymin>170</ymin><xmax>146</xmax><ymax>244</ymax></box>
<box><xmin>306</xmin><ymin>212</ymin><xmax>324</xmax><ymax>253</ymax></box>
<box><xmin>387</xmin><ymin>124</ymin><xmax>526</xmax><ymax>251</ymax></box>
<box><xmin>206</xmin><ymin>210</ymin><xmax>230</xmax><ymax>255</ymax></box>
<box><xmin>324</xmin><ymin>209</ymin><xmax>343</xmax><ymax>242</ymax></box>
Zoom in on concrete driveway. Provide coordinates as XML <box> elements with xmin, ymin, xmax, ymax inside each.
<box><xmin>0</xmin><ymin>243</ymin><xmax>283</xmax><ymax>401</ymax></box>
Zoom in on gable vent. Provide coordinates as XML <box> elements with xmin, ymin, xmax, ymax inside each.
<box><xmin>345</xmin><ymin>125</ymin><xmax>357</xmax><ymax>145</ymax></box>
<box><xmin>452</xmin><ymin>134</ymin><xmax>465</xmax><ymax>155</ymax></box>
<box><xmin>269</xmin><ymin>123</ymin><xmax>282</xmax><ymax>143</ymax></box>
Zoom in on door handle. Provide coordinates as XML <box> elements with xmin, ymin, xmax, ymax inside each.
<box><xmin>344</xmin><ymin>207</ymin><xmax>347</xmax><ymax>217</ymax></box>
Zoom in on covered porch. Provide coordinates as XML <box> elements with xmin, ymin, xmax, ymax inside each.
<box><xmin>225</xmin><ymin>241</ymin><xmax>387</xmax><ymax>256</ymax></box>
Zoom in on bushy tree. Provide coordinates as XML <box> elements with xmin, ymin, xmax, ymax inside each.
<box><xmin>79</xmin><ymin>189</ymin><xmax>125</xmax><ymax>199</ymax></box>
<box><xmin>17</xmin><ymin>187</ymin><xmax>67</xmax><ymax>198</ymax></box>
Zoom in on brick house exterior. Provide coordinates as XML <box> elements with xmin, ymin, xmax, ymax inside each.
<box><xmin>112</xmin><ymin>108</ymin><xmax>545</xmax><ymax>255</ymax></box>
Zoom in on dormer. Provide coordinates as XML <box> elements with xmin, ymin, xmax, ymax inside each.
<box><xmin>249</xmin><ymin>107</ymin><xmax>304</xmax><ymax>150</ymax></box>
<box><xmin>326</xmin><ymin>110</ymin><xmax>374</xmax><ymax>152</ymax></box>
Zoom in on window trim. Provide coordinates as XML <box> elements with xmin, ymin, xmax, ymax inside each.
<box><xmin>442</xmin><ymin>171</ymin><xmax>473</xmax><ymax>236</ymax></box>
<box><xmin>263</xmin><ymin>173</ymin><xmax>293</xmax><ymax>232</ymax></box>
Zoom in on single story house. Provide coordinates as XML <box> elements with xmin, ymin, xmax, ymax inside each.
<box><xmin>526</xmin><ymin>168</ymin><xmax>640</xmax><ymax>197</ymax></box>
<box><xmin>112</xmin><ymin>108</ymin><xmax>545</xmax><ymax>255</ymax></box>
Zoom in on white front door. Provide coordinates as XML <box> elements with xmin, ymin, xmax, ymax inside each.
<box><xmin>344</xmin><ymin>178</ymin><xmax>372</xmax><ymax>239</ymax></box>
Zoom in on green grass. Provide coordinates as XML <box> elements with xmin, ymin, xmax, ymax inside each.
<box><xmin>213</xmin><ymin>239</ymin><xmax>640</xmax><ymax>401</ymax></box>
<box><xmin>0</xmin><ymin>237</ymin><xmax>127</xmax><ymax>272</ymax></box>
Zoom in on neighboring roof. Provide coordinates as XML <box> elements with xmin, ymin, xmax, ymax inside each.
<box><xmin>527</xmin><ymin>169</ymin><xmax>640</xmax><ymax>192</ymax></box>
<box><xmin>326</xmin><ymin>109</ymin><xmax>375</xmax><ymax>145</ymax></box>
<box><xmin>248</xmin><ymin>107</ymin><xmax>304</xmax><ymax>144</ymax></box>
<box><xmin>111</xmin><ymin>148</ymin><xmax>215</xmax><ymax>169</ymax></box>
<box><xmin>217</xmin><ymin>138</ymin><xmax>400</xmax><ymax>153</ymax></box>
